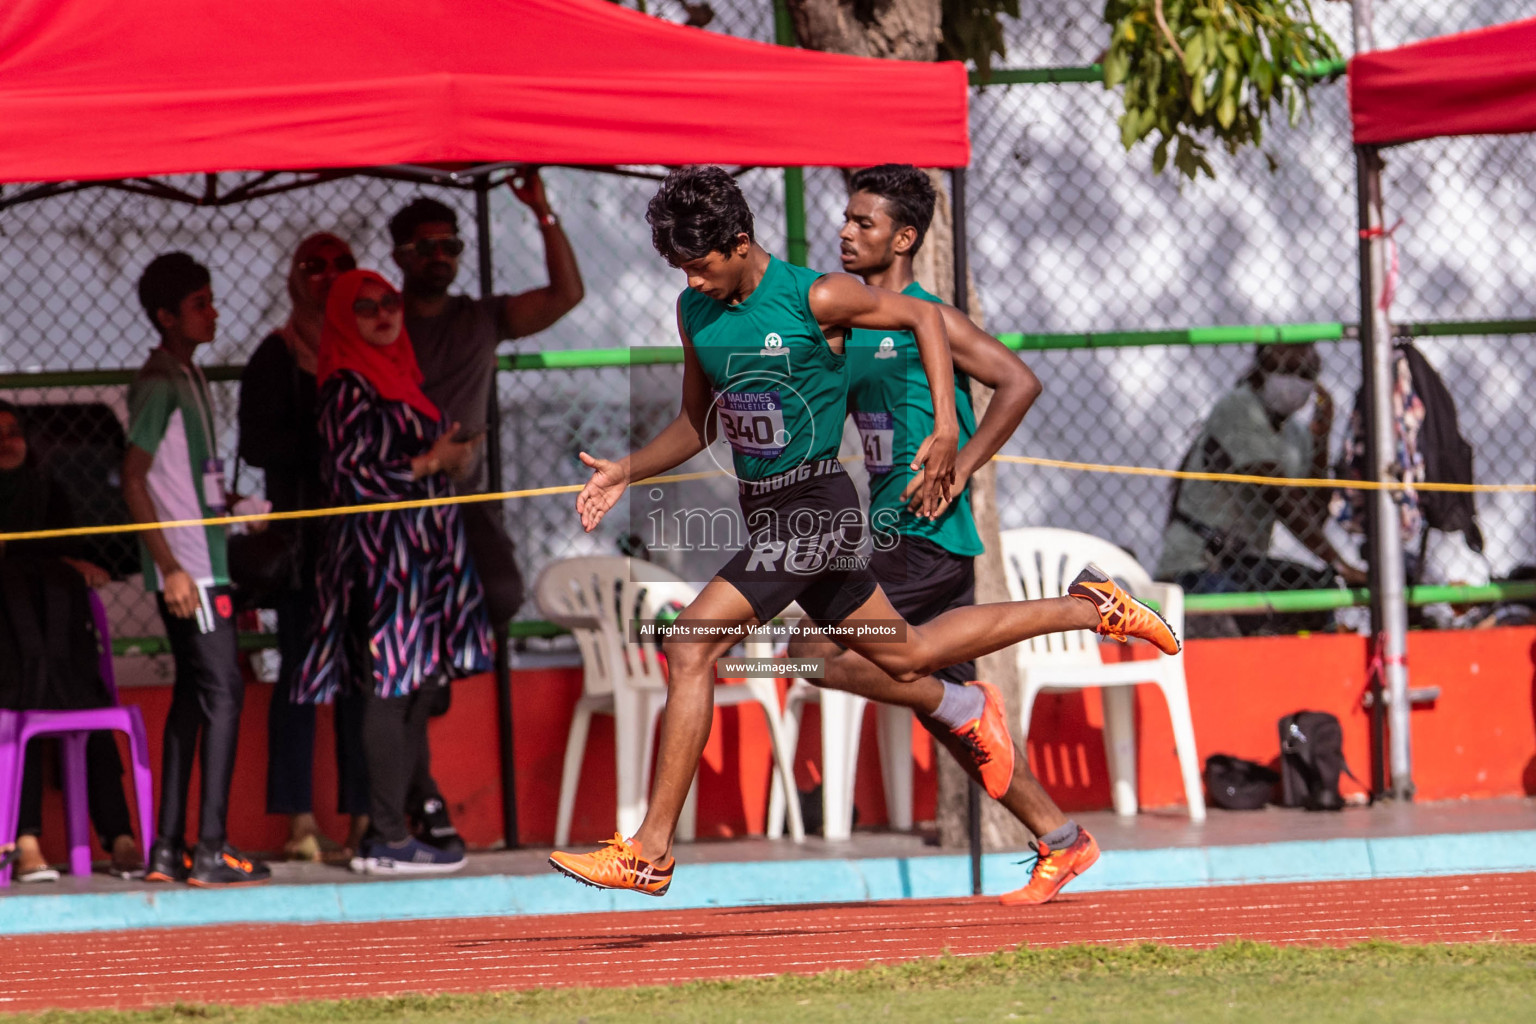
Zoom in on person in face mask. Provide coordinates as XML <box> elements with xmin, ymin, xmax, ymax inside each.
<box><xmin>1155</xmin><ymin>344</ymin><xmax>1367</xmax><ymax>634</ymax></box>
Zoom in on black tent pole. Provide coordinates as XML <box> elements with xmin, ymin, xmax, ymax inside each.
<box><xmin>476</xmin><ymin>174</ymin><xmax>520</xmax><ymax>849</ymax></box>
<box><xmin>951</xmin><ymin>165</ymin><xmax>983</xmax><ymax>896</ymax></box>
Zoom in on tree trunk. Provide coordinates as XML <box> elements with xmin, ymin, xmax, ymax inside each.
<box><xmin>785</xmin><ymin>0</ymin><xmax>941</xmax><ymax>60</ymax></box>
<box><xmin>914</xmin><ymin>174</ymin><xmax>1031</xmax><ymax>853</ymax></box>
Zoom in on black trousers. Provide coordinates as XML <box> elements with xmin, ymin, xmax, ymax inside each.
<box><xmin>17</xmin><ymin>732</ymin><xmax>133</xmax><ymax>850</ymax></box>
<box><xmin>406</xmin><ymin>742</ymin><xmax>444</xmax><ymax>816</ymax></box>
<box><xmin>458</xmin><ymin>499</ymin><xmax>524</xmax><ymax>631</ymax></box>
<box><xmin>266</xmin><ymin>588</ymin><xmax>368</xmax><ymax>817</ymax></box>
<box><xmin>361</xmin><ymin>687</ymin><xmax>437</xmax><ymax>844</ymax></box>
<box><xmin>155</xmin><ymin>587</ymin><xmax>244</xmax><ymax>847</ymax></box>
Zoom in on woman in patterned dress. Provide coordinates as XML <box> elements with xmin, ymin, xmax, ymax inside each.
<box><xmin>297</xmin><ymin>269</ymin><xmax>492</xmax><ymax>875</ymax></box>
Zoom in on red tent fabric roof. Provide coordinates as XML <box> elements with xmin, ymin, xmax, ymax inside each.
<box><xmin>1349</xmin><ymin>17</ymin><xmax>1536</xmax><ymax>145</ymax></box>
<box><xmin>0</xmin><ymin>0</ymin><xmax>969</xmax><ymax>182</ymax></box>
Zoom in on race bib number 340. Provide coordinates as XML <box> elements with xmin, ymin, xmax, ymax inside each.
<box><xmin>853</xmin><ymin>410</ymin><xmax>895</xmax><ymax>474</ymax></box>
<box><xmin>717</xmin><ymin>391</ymin><xmax>788</xmax><ymax>458</ymax></box>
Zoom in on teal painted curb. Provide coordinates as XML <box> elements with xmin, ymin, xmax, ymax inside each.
<box><xmin>4</xmin><ymin>830</ymin><xmax>1534</xmax><ymax>935</ymax></box>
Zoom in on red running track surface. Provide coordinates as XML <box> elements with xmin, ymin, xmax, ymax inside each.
<box><xmin>4</xmin><ymin>872</ymin><xmax>1535</xmax><ymax>1013</ymax></box>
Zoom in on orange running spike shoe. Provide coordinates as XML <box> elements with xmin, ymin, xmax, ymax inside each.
<box><xmin>549</xmin><ymin>833</ymin><xmax>674</xmax><ymax>896</ymax></box>
<box><xmin>950</xmin><ymin>681</ymin><xmax>1015</xmax><ymax>799</ymax></box>
<box><xmin>1068</xmin><ymin>563</ymin><xmax>1181</xmax><ymax>655</ymax></box>
<box><xmin>999</xmin><ymin>827</ymin><xmax>1100</xmax><ymax>906</ymax></box>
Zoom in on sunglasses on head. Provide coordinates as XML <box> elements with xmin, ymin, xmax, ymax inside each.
<box><xmin>396</xmin><ymin>236</ymin><xmax>465</xmax><ymax>259</ymax></box>
<box><xmin>298</xmin><ymin>254</ymin><xmax>357</xmax><ymax>276</ymax></box>
<box><xmin>352</xmin><ymin>293</ymin><xmax>403</xmax><ymax>318</ymax></box>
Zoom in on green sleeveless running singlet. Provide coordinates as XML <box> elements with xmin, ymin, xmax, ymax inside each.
<box><xmin>846</xmin><ymin>281</ymin><xmax>984</xmax><ymax>557</ymax></box>
<box><xmin>681</xmin><ymin>256</ymin><xmax>850</xmax><ymax>482</ymax></box>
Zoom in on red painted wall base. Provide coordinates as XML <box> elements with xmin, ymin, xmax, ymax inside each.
<box><xmin>28</xmin><ymin>627</ymin><xmax>1536</xmax><ymax>860</ymax></box>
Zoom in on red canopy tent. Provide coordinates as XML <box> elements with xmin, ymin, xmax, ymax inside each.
<box><xmin>0</xmin><ymin>0</ymin><xmax>968</xmax><ymax>182</ymax></box>
<box><xmin>1348</xmin><ymin>16</ymin><xmax>1536</xmax><ymax>146</ymax></box>
<box><xmin>0</xmin><ymin>0</ymin><xmax>972</xmax><ymax>849</ymax></box>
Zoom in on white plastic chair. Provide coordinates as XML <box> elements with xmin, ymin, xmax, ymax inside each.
<box><xmin>769</xmin><ymin>683</ymin><xmax>913</xmax><ymax>841</ymax></box>
<box><xmin>999</xmin><ymin>527</ymin><xmax>1205</xmax><ymax>822</ymax></box>
<box><xmin>766</xmin><ymin>604</ymin><xmax>914</xmax><ymax>842</ymax></box>
<box><xmin>534</xmin><ymin>556</ymin><xmax>804</xmax><ymax>846</ymax></box>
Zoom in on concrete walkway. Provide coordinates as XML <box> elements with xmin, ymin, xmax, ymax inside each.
<box><xmin>3</xmin><ymin>796</ymin><xmax>1532</xmax><ymax>934</ymax></box>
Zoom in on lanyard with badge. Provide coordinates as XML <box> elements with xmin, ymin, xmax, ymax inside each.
<box><xmin>176</xmin><ymin>358</ymin><xmax>227</xmax><ymax>515</ymax></box>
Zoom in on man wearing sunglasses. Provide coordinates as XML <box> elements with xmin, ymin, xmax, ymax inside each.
<box><xmin>386</xmin><ymin>171</ymin><xmax>583</xmax><ymax>854</ymax></box>
<box><xmin>388</xmin><ymin>171</ymin><xmax>583</xmax><ymax>491</ymax></box>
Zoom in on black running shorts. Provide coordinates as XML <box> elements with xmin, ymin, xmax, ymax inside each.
<box><xmin>869</xmin><ymin>534</ymin><xmax>977</xmax><ymax>685</ymax></box>
<box><xmin>715</xmin><ymin>459</ymin><xmax>878</xmax><ymax>627</ymax></box>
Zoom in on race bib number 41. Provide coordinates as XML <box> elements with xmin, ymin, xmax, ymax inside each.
<box><xmin>853</xmin><ymin>411</ymin><xmax>895</xmax><ymax>474</ymax></box>
<box><xmin>717</xmin><ymin>391</ymin><xmax>788</xmax><ymax>458</ymax></box>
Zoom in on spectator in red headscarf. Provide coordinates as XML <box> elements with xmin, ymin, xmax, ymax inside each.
<box><xmin>296</xmin><ymin>269</ymin><xmax>492</xmax><ymax>875</ymax></box>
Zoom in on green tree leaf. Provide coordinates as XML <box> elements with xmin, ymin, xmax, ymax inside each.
<box><xmin>1183</xmin><ymin>33</ymin><xmax>1206</xmax><ymax>75</ymax></box>
<box><xmin>1102</xmin><ymin>0</ymin><xmax>1340</xmax><ymax>179</ymax></box>
<box><xmin>1217</xmin><ymin>91</ymin><xmax>1237</xmax><ymax>129</ymax></box>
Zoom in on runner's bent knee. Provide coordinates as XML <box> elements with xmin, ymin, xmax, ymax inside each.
<box><xmin>661</xmin><ymin>635</ymin><xmax>724</xmax><ymax>688</ymax></box>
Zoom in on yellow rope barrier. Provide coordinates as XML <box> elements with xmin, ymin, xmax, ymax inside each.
<box><xmin>991</xmin><ymin>454</ymin><xmax>1536</xmax><ymax>493</ymax></box>
<box><xmin>0</xmin><ymin>468</ymin><xmax>726</xmax><ymax>543</ymax></box>
<box><xmin>3</xmin><ymin>455</ymin><xmax>1531</xmax><ymax>545</ymax></box>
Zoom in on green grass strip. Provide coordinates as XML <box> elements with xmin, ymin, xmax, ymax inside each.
<box><xmin>21</xmin><ymin>941</ymin><xmax>1536</xmax><ymax>1024</ymax></box>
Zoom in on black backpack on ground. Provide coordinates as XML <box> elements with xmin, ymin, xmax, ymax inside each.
<box><xmin>1278</xmin><ymin>711</ymin><xmax>1359</xmax><ymax>811</ymax></box>
<box><xmin>1203</xmin><ymin>754</ymin><xmax>1279</xmax><ymax>810</ymax></box>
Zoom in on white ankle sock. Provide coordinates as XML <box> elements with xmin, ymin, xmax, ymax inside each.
<box><xmin>932</xmin><ymin>681</ymin><xmax>986</xmax><ymax>729</ymax></box>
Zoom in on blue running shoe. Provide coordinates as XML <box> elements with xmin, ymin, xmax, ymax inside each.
<box><xmin>350</xmin><ymin>836</ymin><xmax>466</xmax><ymax>875</ymax></box>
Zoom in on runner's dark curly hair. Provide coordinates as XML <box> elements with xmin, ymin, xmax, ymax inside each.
<box><xmin>647</xmin><ymin>166</ymin><xmax>755</xmax><ymax>266</ymax></box>
<box><xmin>849</xmin><ymin>164</ymin><xmax>937</xmax><ymax>254</ymax></box>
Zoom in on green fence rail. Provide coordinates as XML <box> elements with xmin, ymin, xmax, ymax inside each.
<box><xmin>968</xmin><ymin>58</ymin><xmax>1347</xmax><ymax>88</ymax></box>
<box><xmin>1183</xmin><ymin>580</ymin><xmax>1536</xmax><ymax>616</ymax></box>
<box><xmin>111</xmin><ymin>617</ymin><xmax>567</xmax><ymax>657</ymax></box>
<box><xmin>972</xmin><ymin>65</ymin><xmax>1108</xmax><ymax>86</ymax></box>
<box><xmin>107</xmin><ymin>581</ymin><xmax>1536</xmax><ymax>657</ymax></box>
<box><xmin>997</xmin><ymin>322</ymin><xmax>1346</xmax><ymax>351</ymax></box>
<box><xmin>6</xmin><ymin>318</ymin><xmax>1534</xmax><ymax>390</ymax></box>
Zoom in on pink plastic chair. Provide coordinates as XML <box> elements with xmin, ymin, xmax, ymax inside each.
<box><xmin>0</xmin><ymin>590</ymin><xmax>155</xmax><ymax>885</ymax></box>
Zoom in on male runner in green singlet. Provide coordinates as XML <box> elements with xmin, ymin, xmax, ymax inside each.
<box><xmin>787</xmin><ymin>165</ymin><xmax>1098</xmax><ymax>904</ymax></box>
<box><xmin>549</xmin><ymin>167</ymin><xmax>1178</xmax><ymax>896</ymax></box>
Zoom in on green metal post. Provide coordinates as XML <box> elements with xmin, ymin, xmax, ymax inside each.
<box><xmin>773</xmin><ymin>0</ymin><xmax>809</xmax><ymax>267</ymax></box>
<box><xmin>783</xmin><ymin>168</ymin><xmax>808</xmax><ymax>267</ymax></box>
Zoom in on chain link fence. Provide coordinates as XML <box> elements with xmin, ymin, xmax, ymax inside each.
<box><xmin>2</xmin><ymin>1</ymin><xmax>1533</xmax><ymax>668</ymax></box>
<box><xmin>962</xmin><ymin>1</ymin><xmax>1536</xmax><ymax>632</ymax></box>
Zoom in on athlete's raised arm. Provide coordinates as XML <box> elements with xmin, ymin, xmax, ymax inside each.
<box><xmin>901</xmin><ymin>304</ymin><xmax>1043</xmax><ymax>517</ymax></box>
<box><xmin>808</xmin><ymin>272</ymin><xmax>959</xmax><ymax>515</ymax></box>
<box><xmin>575</xmin><ymin>303</ymin><xmax>715</xmax><ymax>532</ymax></box>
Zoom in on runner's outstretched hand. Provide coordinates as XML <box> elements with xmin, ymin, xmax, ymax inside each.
<box><xmin>576</xmin><ymin>451</ymin><xmax>628</xmax><ymax>532</ymax></box>
<box><xmin>909</xmin><ymin>431</ymin><xmax>958</xmax><ymax>519</ymax></box>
